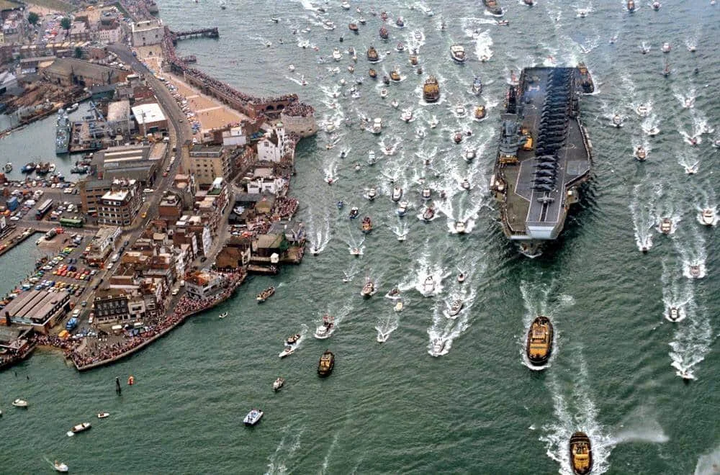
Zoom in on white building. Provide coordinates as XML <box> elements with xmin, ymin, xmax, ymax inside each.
<box><xmin>131</xmin><ymin>19</ymin><xmax>164</xmax><ymax>47</ymax></box>
<box><xmin>97</xmin><ymin>22</ymin><xmax>123</xmax><ymax>44</ymax></box>
<box><xmin>106</xmin><ymin>100</ymin><xmax>132</xmax><ymax>135</ymax></box>
<box><xmin>222</xmin><ymin>126</ymin><xmax>247</xmax><ymax>147</ymax></box>
<box><xmin>257</xmin><ymin>124</ymin><xmax>293</xmax><ymax>163</ymax></box>
<box><xmin>246</xmin><ymin>168</ymin><xmax>286</xmax><ymax>195</ymax></box>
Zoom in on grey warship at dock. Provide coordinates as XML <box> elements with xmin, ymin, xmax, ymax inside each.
<box><xmin>490</xmin><ymin>67</ymin><xmax>593</xmax><ymax>256</ymax></box>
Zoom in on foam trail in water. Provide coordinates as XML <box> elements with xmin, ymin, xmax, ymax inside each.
<box><xmin>307</xmin><ymin>206</ymin><xmax>331</xmax><ymax>255</ymax></box>
<box><xmin>668</xmin><ymin>298</ymin><xmax>711</xmax><ymax>380</ymax></box>
<box><xmin>265</xmin><ymin>425</ymin><xmax>304</xmax><ymax>475</ymax></box>
<box><xmin>629</xmin><ymin>183</ymin><xmax>659</xmax><ymax>253</ymax></box>
<box><xmin>674</xmin><ymin>226</ymin><xmax>707</xmax><ymax>279</ymax></box>
<box><xmin>660</xmin><ymin>259</ymin><xmax>692</xmax><ymax>323</ymax></box>
<box><xmin>694</xmin><ymin>445</ymin><xmax>720</xmax><ymax>475</ymax></box>
<box><xmin>375</xmin><ymin>311</ymin><xmax>400</xmax><ymax>343</ymax></box>
<box><xmin>320</xmin><ymin>432</ymin><xmax>340</xmax><ymax>474</ymax></box>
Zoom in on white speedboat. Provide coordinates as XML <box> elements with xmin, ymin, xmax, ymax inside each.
<box><xmin>636</xmin><ymin>104</ymin><xmax>649</xmax><ymax>116</ymax></box>
<box><xmin>380</xmin><ymin>88</ymin><xmax>388</xmax><ymax>99</ymax></box>
<box><xmin>377</xmin><ymin>332</ymin><xmax>390</xmax><ymax>343</ymax></box>
<box><xmin>423</xmin><ymin>276</ymin><xmax>435</xmax><ymax>295</ymax></box>
<box><xmin>350</xmin><ymin>247</ymin><xmax>362</xmax><ymax>256</ymax></box>
<box><xmin>367</xmin><ymin>187</ymin><xmax>377</xmax><ymax>200</ymax></box>
<box><xmin>659</xmin><ymin>218</ymin><xmax>672</xmax><ymax>234</ymax></box>
<box><xmin>450</xmin><ymin>44</ymin><xmax>466</xmax><ymax>63</ymax></box>
<box><xmin>97</xmin><ymin>412</ymin><xmax>110</xmax><ymax>419</ymax></box>
<box><xmin>455</xmin><ymin>221</ymin><xmax>467</xmax><ymax>234</ymax></box>
<box><xmin>54</xmin><ymin>461</ymin><xmax>69</xmax><ymax>473</ymax></box>
<box><xmin>68</xmin><ymin>422</ymin><xmax>91</xmax><ymax>436</ymax></box>
<box><xmin>372</xmin><ymin>118</ymin><xmax>383</xmax><ymax>134</ymax></box>
<box><xmin>219</xmin><ymin>312</ymin><xmax>228</xmax><ymax>319</ymax></box>
<box><xmin>341</xmin><ymin>1</ymin><xmax>350</xmax><ymax>9</ymax></box>
<box><xmin>243</xmin><ymin>409</ymin><xmax>264</xmax><ymax>426</ymax></box>
<box><xmin>394</xmin><ymin>301</ymin><xmax>404</xmax><ymax>312</ymax></box>
<box><xmin>689</xmin><ymin>265</ymin><xmax>702</xmax><ymax>278</ymax></box>
<box><xmin>288</xmin><ymin>64</ymin><xmax>295</xmax><ymax>72</ymax></box>
<box><xmin>429</xmin><ymin>116</ymin><xmax>439</xmax><ymax>129</ymax></box>
<box><xmin>431</xmin><ymin>339</ymin><xmax>445</xmax><ymax>356</ymax></box>
<box><xmin>273</xmin><ymin>377</ymin><xmax>285</xmax><ymax>391</ymax></box>
<box><xmin>314</xmin><ymin>315</ymin><xmax>335</xmax><ymax>339</ymax></box>
<box><xmin>279</xmin><ymin>346</ymin><xmax>296</xmax><ymax>358</ymax></box>
<box><xmin>611</xmin><ymin>114</ymin><xmax>623</xmax><ymax>127</ymax></box>
<box><xmin>634</xmin><ymin>146</ymin><xmax>647</xmax><ymax>161</ymax></box>
<box><xmin>401</xmin><ymin>109</ymin><xmax>413</xmax><ymax>122</ymax></box>
<box><xmin>464</xmin><ymin>149</ymin><xmax>476</xmax><ymax>162</ymax></box>
<box><xmin>421</xmin><ymin>188</ymin><xmax>432</xmax><ymax>200</ymax></box>
<box><xmin>332</xmin><ymin>48</ymin><xmax>342</xmax><ymax>61</ymax></box>
<box><xmin>700</xmin><ymin>208</ymin><xmax>716</xmax><ymax>226</ymax></box>
<box><xmin>662</xmin><ymin>42</ymin><xmax>671</xmax><ymax>53</ymax></box>
<box><xmin>368</xmin><ymin>150</ymin><xmax>376</xmax><ymax>165</ymax></box>
<box><xmin>448</xmin><ymin>300</ymin><xmax>463</xmax><ymax>318</ymax></box>
<box><xmin>461</xmin><ymin>179</ymin><xmax>470</xmax><ymax>190</ymax></box>
<box><xmin>391</xmin><ymin>186</ymin><xmax>403</xmax><ymax>202</ymax></box>
<box><xmin>397</xmin><ymin>200</ymin><xmax>408</xmax><ymax>216</ymax></box>
<box><xmin>12</xmin><ymin>399</ymin><xmax>28</xmax><ymax>408</ymax></box>
<box><xmin>667</xmin><ymin>307</ymin><xmax>682</xmax><ymax>322</ymax></box>
<box><xmin>454</xmin><ymin>105</ymin><xmax>467</xmax><ymax>117</ymax></box>
<box><xmin>391</xmin><ymin>99</ymin><xmax>399</xmax><ymax>109</ymax></box>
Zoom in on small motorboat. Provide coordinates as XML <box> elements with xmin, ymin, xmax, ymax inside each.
<box><xmin>611</xmin><ymin>114</ymin><xmax>623</xmax><ymax>127</ymax></box>
<box><xmin>394</xmin><ymin>301</ymin><xmax>404</xmax><ymax>312</ymax></box>
<box><xmin>396</xmin><ymin>42</ymin><xmax>405</xmax><ymax>52</ymax></box>
<box><xmin>391</xmin><ymin>99</ymin><xmax>399</xmax><ymax>109</ymax></box>
<box><xmin>526</xmin><ymin>316</ymin><xmax>554</xmax><ymax>366</ymax></box>
<box><xmin>471</xmin><ymin>76</ymin><xmax>483</xmax><ymax>95</ymax></box>
<box><xmin>361</xmin><ymin>278</ymin><xmax>375</xmax><ymax>298</ymax></box>
<box><xmin>569</xmin><ymin>432</ymin><xmax>593</xmax><ymax>475</ymax></box>
<box><xmin>391</xmin><ymin>187</ymin><xmax>403</xmax><ymax>202</ymax></box>
<box><xmin>390</xmin><ymin>70</ymin><xmax>401</xmax><ymax>82</ymax></box>
<box><xmin>689</xmin><ymin>265</ymin><xmax>702</xmax><ymax>278</ymax></box>
<box><xmin>422</xmin><ymin>207</ymin><xmax>435</xmax><ymax>222</ymax></box>
<box><xmin>422</xmin><ymin>276</ymin><xmax>436</xmax><ymax>295</ymax></box>
<box><xmin>273</xmin><ymin>377</ymin><xmax>285</xmax><ymax>391</ymax></box>
<box><xmin>369</xmin><ymin>68</ymin><xmax>377</xmax><ymax>78</ymax></box>
<box><xmin>368</xmin><ymin>151</ymin><xmax>377</xmax><ymax>165</ymax></box>
<box><xmin>279</xmin><ymin>346</ymin><xmax>296</xmax><ymax>358</ymax></box>
<box><xmin>271</xmin><ymin>16</ymin><xmax>280</xmax><ymax>23</ymax></box>
<box><xmin>359</xmin><ymin>17</ymin><xmax>366</xmax><ymax>25</ymax></box>
<box><xmin>431</xmin><ymin>339</ymin><xmax>445</xmax><ymax>356</ymax></box>
<box><xmin>409</xmin><ymin>55</ymin><xmax>418</xmax><ymax>65</ymax></box>
<box><xmin>700</xmin><ymin>208</ymin><xmax>716</xmax><ymax>226</ymax></box>
<box><xmin>634</xmin><ymin>146</ymin><xmax>647</xmax><ymax>161</ymax></box>
<box><xmin>396</xmin><ymin>17</ymin><xmax>405</xmax><ymax>27</ymax></box>
<box><xmin>12</xmin><ymin>399</ymin><xmax>28</xmax><ymax>408</ymax></box>
<box><xmin>315</xmin><ymin>315</ymin><xmax>335</xmax><ymax>339</ymax></box>
<box><xmin>457</xmin><ymin>272</ymin><xmax>466</xmax><ymax>283</ymax></box>
<box><xmin>383</xmin><ymin>75</ymin><xmax>390</xmax><ymax>85</ymax></box>
<box><xmin>429</xmin><ymin>117</ymin><xmax>439</xmax><ymax>129</ymax></box>
<box><xmin>256</xmin><ymin>287</ymin><xmax>275</xmax><ymax>303</ymax></box>
<box><xmin>652</xmin><ymin>2</ymin><xmax>661</xmax><ymax>10</ymax></box>
<box><xmin>285</xmin><ymin>333</ymin><xmax>301</xmax><ymax>346</ymax></box>
<box><xmin>421</xmin><ymin>188</ymin><xmax>432</xmax><ymax>200</ymax></box>
<box><xmin>349</xmin><ymin>22</ymin><xmax>359</xmax><ymax>32</ymax></box>
<box><xmin>627</xmin><ymin>0</ymin><xmax>636</xmax><ymax>11</ymax></box>
<box><xmin>372</xmin><ymin>118</ymin><xmax>383</xmax><ymax>133</ymax></box>
<box><xmin>659</xmin><ymin>218</ymin><xmax>672</xmax><ymax>234</ymax></box>
<box><xmin>461</xmin><ymin>179</ymin><xmax>471</xmax><ymax>191</ymax></box>
<box><xmin>454</xmin><ymin>105</ymin><xmax>467</xmax><ymax>118</ymax></box>
<box><xmin>366</xmin><ymin>187</ymin><xmax>377</xmax><ymax>200</ymax></box>
<box><xmin>350</xmin><ymin>247</ymin><xmax>362</xmax><ymax>256</ymax></box>
<box><xmin>450</xmin><ymin>44</ymin><xmax>466</xmax><ymax>63</ymax></box>
<box><xmin>361</xmin><ymin>216</ymin><xmax>373</xmax><ymax>233</ymax></box>
<box><xmin>397</xmin><ymin>201</ymin><xmax>408</xmax><ymax>216</ymax></box>
<box><xmin>662</xmin><ymin>42</ymin><xmax>671</xmax><ymax>53</ymax></box>
<box><xmin>448</xmin><ymin>300</ymin><xmax>463</xmax><ymax>318</ymax></box>
<box><xmin>474</xmin><ymin>106</ymin><xmax>486</xmax><ymax>121</ymax></box>
<box><xmin>379</xmin><ymin>26</ymin><xmax>389</xmax><ymax>40</ymax></box>
<box><xmin>318</xmin><ymin>350</ymin><xmax>335</xmax><ymax>377</ymax></box>
<box><xmin>219</xmin><ymin>312</ymin><xmax>228</xmax><ymax>319</ymax></box>
<box><xmin>455</xmin><ymin>221</ymin><xmax>467</xmax><ymax>234</ymax></box>
<box><xmin>349</xmin><ymin>207</ymin><xmax>360</xmax><ymax>219</ymax></box>
<box><xmin>68</xmin><ymin>422</ymin><xmax>92</xmax><ymax>436</ymax></box>
<box><xmin>667</xmin><ymin>307</ymin><xmax>682</xmax><ymax>322</ymax></box>
<box><xmin>636</xmin><ymin>104</ymin><xmax>649</xmax><ymax>116</ymax></box>
<box><xmin>453</xmin><ymin>132</ymin><xmax>463</xmax><ymax>144</ymax></box>
<box><xmin>464</xmin><ymin>149</ymin><xmax>476</xmax><ymax>162</ymax></box>
<box><xmin>243</xmin><ymin>409</ymin><xmax>264</xmax><ymax>426</ymax></box>
<box><xmin>54</xmin><ymin>461</ymin><xmax>69</xmax><ymax>473</ymax></box>
<box><xmin>97</xmin><ymin>412</ymin><xmax>110</xmax><ymax>419</ymax></box>
<box><xmin>367</xmin><ymin>46</ymin><xmax>380</xmax><ymax>62</ymax></box>
<box><xmin>401</xmin><ymin>109</ymin><xmax>413</xmax><ymax>122</ymax></box>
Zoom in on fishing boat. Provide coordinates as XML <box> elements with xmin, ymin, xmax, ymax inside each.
<box><xmin>54</xmin><ymin>461</ymin><xmax>69</xmax><ymax>473</ymax></box>
<box><xmin>471</xmin><ymin>76</ymin><xmax>483</xmax><ymax>95</ymax></box>
<box><xmin>361</xmin><ymin>216</ymin><xmax>373</xmax><ymax>233</ymax></box>
<box><xmin>349</xmin><ymin>206</ymin><xmax>360</xmax><ymax>219</ymax></box>
<box><xmin>448</xmin><ymin>300</ymin><xmax>463</xmax><ymax>318</ymax></box>
<box><xmin>317</xmin><ymin>350</ymin><xmax>335</xmax><ymax>377</ymax></box>
<box><xmin>474</xmin><ymin>105</ymin><xmax>486</xmax><ymax>120</ymax></box>
<box><xmin>243</xmin><ymin>409</ymin><xmax>263</xmax><ymax>426</ymax></box>
<box><xmin>68</xmin><ymin>422</ymin><xmax>92</xmax><ymax>435</ymax></box>
<box><xmin>379</xmin><ymin>26</ymin><xmax>389</xmax><ymax>40</ymax></box>
<box><xmin>391</xmin><ymin>186</ymin><xmax>403</xmax><ymax>202</ymax></box>
<box><xmin>450</xmin><ymin>44</ymin><xmax>466</xmax><ymax>63</ymax></box>
<box><xmin>256</xmin><ymin>286</ymin><xmax>275</xmax><ymax>303</ymax></box>
<box><xmin>659</xmin><ymin>218</ymin><xmax>672</xmax><ymax>234</ymax></box>
<box><xmin>12</xmin><ymin>399</ymin><xmax>28</xmax><ymax>408</ymax></box>
<box><xmin>361</xmin><ymin>278</ymin><xmax>375</xmax><ymax>297</ymax></box>
<box><xmin>700</xmin><ymin>208</ymin><xmax>716</xmax><ymax>226</ymax></box>
<box><xmin>526</xmin><ymin>316</ymin><xmax>554</xmax><ymax>366</ymax></box>
<box><xmin>423</xmin><ymin>276</ymin><xmax>435</xmax><ymax>294</ymax></box>
<box><xmin>483</xmin><ymin>0</ymin><xmax>504</xmax><ymax>16</ymax></box>
<box><xmin>569</xmin><ymin>432</ymin><xmax>593</xmax><ymax>475</ymax></box>
<box><xmin>401</xmin><ymin>109</ymin><xmax>413</xmax><ymax>122</ymax></box>
<box><xmin>422</xmin><ymin>206</ymin><xmax>435</xmax><ymax>221</ymax></box>
<box><xmin>97</xmin><ymin>412</ymin><xmax>110</xmax><ymax>419</ymax></box>
<box><xmin>315</xmin><ymin>315</ymin><xmax>335</xmax><ymax>339</ymax></box>
<box><xmin>390</xmin><ymin>70</ymin><xmax>401</xmax><ymax>82</ymax></box>
<box><xmin>367</xmin><ymin>46</ymin><xmax>380</xmax><ymax>62</ymax></box>
<box><xmin>273</xmin><ymin>377</ymin><xmax>285</xmax><ymax>391</ymax></box>
<box><xmin>369</xmin><ymin>68</ymin><xmax>377</xmax><ymax>78</ymax></box>
<box><xmin>397</xmin><ymin>200</ymin><xmax>408</xmax><ymax>216</ymax></box>
<box><xmin>372</xmin><ymin>118</ymin><xmax>383</xmax><ymax>134</ymax></box>
<box><xmin>423</xmin><ymin>76</ymin><xmax>440</xmax><ymax>103</ymax></box>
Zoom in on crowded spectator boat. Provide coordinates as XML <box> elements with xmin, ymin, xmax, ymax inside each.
<box><xmin>256</xmin><ymin>287</ymin><xmax>275</xmax><ymax>303</ymax></box>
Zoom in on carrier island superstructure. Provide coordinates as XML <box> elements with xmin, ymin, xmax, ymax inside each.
<box><xmin>490</xmin><ymin>66</ymin><xmax>594</xmax><ymax>255</ymax></box>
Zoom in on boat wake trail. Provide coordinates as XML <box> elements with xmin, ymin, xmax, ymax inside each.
<box><xmin>519</xmin><ymin>281</ymin><xmax>574</xmax><ymax>370</ymax></box>
<box><xmin>375</xmin><ymin>311</ymin><xmax>400</xmax><ymax>343</ymax></box>
<box><xmin>307</xmin><ymin>206</ymin><xmax>331</xmax><ymax>255</ymax></box>
<box><xmin>661</xmin><ymin>259</ymin><xmax>693</xmax><ymax>324</ymax></box>
<box><xmin>674</xmin><ymin>226</ymin><xmax>707</xmax><ymax>279</ymax></box>
<box><xmin>540</xmin><ymin>358</ymin><xmax>613</xmax><ymax>475</ymax></box>
<box><xmin>426</xmin><ymin>301</ymin><xmax>471</xmax><ymax>357</ymax></box>
<box><xmin>320</xmin><ymin>432</ymin><xmax>340</xmax><ymax>474</ymax></box>
<box><xmin>402</xmin><ymin>244</ymin><xmax>450</xmax><ymax>297</ymax></box>
<box><xmin>629</xmin><ymin>183</ymin><xmax>660</xmax><ymax>253</ymax></box>
<box><xmin>265</xmin><ymin>425</ymin><xmax>305</xmax><ymax>475</ymax></box>
<box><xmin>694</xmin><ymin>445</ymin><xmax>720</xmax><ymax>475</ymax></box>
<box><xmin>668</xmin><ymin>297</ymin><xmax>711</xmax><ymax>381</ymax></box>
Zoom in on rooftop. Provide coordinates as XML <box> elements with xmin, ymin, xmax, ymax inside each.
<box><xmin>132</xmin><ymin>103</ymin><xmax>166</xmax><ymax>125</ymax></box>
<box><xmin>107</xmin><ymin>100</ymin><xmax>131</xmax><ymax>122</ymax></box>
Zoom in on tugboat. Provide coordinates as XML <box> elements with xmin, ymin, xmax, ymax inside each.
<box><xmin>317</xmin><ymin>350</ymin><xmax>335</xmax><ymax>377</ymax></box>
<box><xmin>659</xmin><ymin>218</ymin><xmax>672</xmax><ymax>234</ymax></box>
<box><xmin>256</xmin><ymin>286</ymin><xmax>275</xmax><ymax>303</ymax></box>
<box><xmin>577</xmin><ymin>63</ymin><xmax>594</xmax><ymax>93</ymax></box>
<box><xmin>627</xmin><ymin>0</ymin><xmax>636</xmax><ymax>12</ymax></box>
<box><xmin>450</xmin><ymin>44</ymin><xmax>466</xmax><ymax>63</ymax></box>
<box><xmin>390</xmin><ymin>69</ymin><xmax>401</xmax><ymax>82</ymax></box>
<box><xmin>361</xmin><ymin>216</ymin><xmax>373</xmax><ymax>233</ymax></box>
<box><xmin>361</xmin><ymin>278</ymin><xmax>375</xmax><ymax>297</ymax></box>
<box><xmin>474</xmin><ymin>105</ymin><xmax>486</xmax><ymax>120</ymax></box>
<box><xmin>483</xmin><ymin>0</ymin><xmax>504</xmax><ymax>16</ymax></box>
<box><xmin>367</xmin><ymin>46</ymin><xmax>380</xmax><ymax>62</ymax></box>
<box><xmin>243</xmin><ymin>409</ymin><xmax>264</xmax><ymax>426</ymax></box>
<box><xmin>448</xmin><ymin>300</ymin><xmax>463</xmax><ymax>318</ymax></box>
<box><xmin>634</xmin><ymin>146</ymin><xmax>647</xmax><ymax>161</ymax></box>
<box><xmin>314</xmin><ymin>315</ymin><xmax>335</xmax><ymax>339</ymax></box>
<box><xmin>526</xmin><ymin>316</ymin><xmax>554</xmax><ymax>366</ymax></box>
<box><xmin>423</xmin><ymin>76</ymin><xmax>440</xmax><ymax>103</ymax></box>
<box><xmin>700</xmin><ymin>208</ymin><xmax>716</xmax><ymax>226</ymax></box>
<box><xmin>379</xmin><ymin>26</ymin><xmax>389</xmax><ymax>40</ymax></box>
<box><xmin>369</xmin><ymin>68</ymin><xmax>377</xmax><ymax>78</ymax></box>
<box><xmin>569</xmin><ymin>432</ymin><xmax>593</xmax><ymax>475</ymax></box>
<box><xmin>471</xmin><ymin>76</ymin><xmax>483</xmax><ymax>95</ymax></box>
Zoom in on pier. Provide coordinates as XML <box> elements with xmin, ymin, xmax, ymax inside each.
<box><xmin>169</xmin><ymin>28</ymin><xmax>220</xmax><ymax>45</ymax></box>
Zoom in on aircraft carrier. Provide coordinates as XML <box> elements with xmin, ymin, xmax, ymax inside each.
<box><xmin>490</xmin><ymin>66</ymin><xmax>593</xmax><ymax>255</ymax></box>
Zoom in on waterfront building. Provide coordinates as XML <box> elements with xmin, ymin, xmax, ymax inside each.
<box><xmin>215</xmin><ymin>237</ymin><xmax>252</xmax><ymax>270</ymax></box>
<box><xmin>93</xmin><ymin>289</ymin><xmax>131</xmax><ymax>323</ymax></box>
<box><xmin>42</xmin><ymin>58</ymin><xmax>129</xmax><ymax>87</ymax></box>
<box><xmin>186</xmin><ymin>144</ymin><xmax>231</xmax><ymax>186</ymax></box>
<box><xmin>221</xmin><ymin>126</ymin><xmax>247</xmax><ymax>147</ymax></box>
<box><xmin>98</xmin><ymin>179</ymin><xmax>142</xmax><ymax>227</ymax></box>
<box><xmin>257</xmin><ymin>124</ymin><xmax>293</xmax><ymax>163</ymax></box>
<box><xmin>184</xmin><ymin>270</ymin><xmax>226</xmax><ymax>299</ymax></box>
<box><xmin>2</xmin><ymin>290</ymin><xmax>71</xmax><ymax>334</ymax></box>
<box><xmin>86</xmin><ymin>226</ymin><xmax>122</xmax><ymax>265</ymax></box>
<box><xmin>245</xmin><ymin>168</ymin><xmax>287</xmax><ymax>195</ymax></box>
<box><xmin>132</xmin><ymin>103</ymin><xmax>168</xmax><ymax>135</ymax></box>
<box><xmin>130</xmin><ymin>19</ymin><xmax>164</xmax><ymax>47</ymax></box>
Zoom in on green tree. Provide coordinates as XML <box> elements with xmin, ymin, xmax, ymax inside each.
<box><xmin>60</xmin><ymin>17</ymin><xmax>72</xmax><ymax>32</ymax></box>
<box><xmin>28</xmin><ymin>12</ymin><xmax>40</xmax><ymax>26</ymax></box>
<box><xmin>74</xmin><ymin>47</ymin><xmax>83</xmax><ymax>59</ymax></box>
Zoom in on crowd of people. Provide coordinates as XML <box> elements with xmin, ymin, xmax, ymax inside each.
<box><xmin>275</xmin><ymin>197</ymin><xmax>299</xmax><ymax>219</ymax></box>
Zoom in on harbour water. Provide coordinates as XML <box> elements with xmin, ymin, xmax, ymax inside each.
<box><xmin>1</xmin><ymin>1</ymin><xmax>720</xmax><ymax>473</ymax></box>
